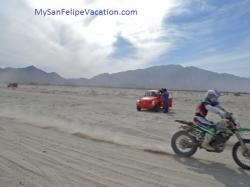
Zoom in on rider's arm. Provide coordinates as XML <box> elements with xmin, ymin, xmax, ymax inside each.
<box><xmin>205</xmin><ymin>104</ymin><xmax>226</xmax><ymax>118</ymax></box>
<box><xmin>217</xmin><ymin>105</ymin><xmax>226</xmax><ymax>111</ymax></box>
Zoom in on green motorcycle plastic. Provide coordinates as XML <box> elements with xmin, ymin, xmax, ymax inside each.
<box><xmin>171</xmin><ymin>115</ymin><xmax>250</xmax><ymax>170</ymax></box>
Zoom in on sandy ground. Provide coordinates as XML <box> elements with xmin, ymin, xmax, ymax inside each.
<box><xmin>0</xmin><ymin>85</ymin><xmax>250</xmax><ymax>187</ymax></box>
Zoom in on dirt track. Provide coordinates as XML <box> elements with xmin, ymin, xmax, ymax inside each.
<box><xmin>0</xmin><ymin>85</ymin><xmax>249</xmax><ymax>187</ymax></box>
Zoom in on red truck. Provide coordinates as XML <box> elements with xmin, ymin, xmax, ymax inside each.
<box><xmin>136</xmin><ymin>90</ymin><xmax>173</xmax><ymax>112</ymax></box>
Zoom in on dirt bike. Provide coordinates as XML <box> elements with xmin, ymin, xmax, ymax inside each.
<box><xmin>171</xmin><ymin>113</ymin><xmax>250</xmax><ymax>170</ymax></box>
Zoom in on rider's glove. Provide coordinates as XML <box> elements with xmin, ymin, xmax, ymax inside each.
<box><xmin>224</xmin><ymin>112</ymin><xmax>232</xmax><ymax>119</ymax></box>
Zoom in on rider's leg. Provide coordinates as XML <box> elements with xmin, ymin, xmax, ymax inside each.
<box><xmin>202</xmin><ymin>133</ymin><xmax>214</xmax><ymax>151</ymax></box>
<box><xmin>194</xmin><ymin>116</ymin><xmax>216</xmax><ymax>133</ymax></box>
<box><xmin>194</xmin><ymin>116</ymin><xmax>216</xmax><ymax>150</ymax></box>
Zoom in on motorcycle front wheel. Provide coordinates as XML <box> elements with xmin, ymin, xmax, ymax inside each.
<box><xmin>232</xmin><ymin>139</ymin><xmax>250</xmax><ymax>170</ymax></box>
<box><xmin>171</xmin><ymin>130</ymin><xmax>198</xmax><ymax>157</ymax></box>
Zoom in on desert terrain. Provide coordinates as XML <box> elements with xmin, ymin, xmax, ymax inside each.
<box><xmin>0</xmin><ymin>85</ymin><xmax>249</xmax><ymax>187</ymax></box>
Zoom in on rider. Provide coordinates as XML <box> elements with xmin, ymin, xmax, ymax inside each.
<box><xmin>193</xmin><ymin>90</ymin><xmax>229</xmax><ymax>150</ymax></box>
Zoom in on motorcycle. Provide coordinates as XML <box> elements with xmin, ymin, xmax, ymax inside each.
<box><xmin>171</xmin><ymin>113</ymin><xmax>250</xmax><ymax>170</ymax></box>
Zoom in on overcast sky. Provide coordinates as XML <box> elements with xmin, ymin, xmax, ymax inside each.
<box><xmin>1</xmin><ymin>0</ymin><xmax>250</xmax><ymax>78</ymax></box>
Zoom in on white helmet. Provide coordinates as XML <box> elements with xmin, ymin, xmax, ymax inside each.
<box><xmin>205</xmin><ymin>90</ymin><xmax>220</xmax><ymax>105</ymax></box>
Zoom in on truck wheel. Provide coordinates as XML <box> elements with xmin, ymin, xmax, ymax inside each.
<box><xmin>137</xmin><ymin>106</ymin><xmax>141</xmax><ymax>111</ymax></box>
<box><xmin>154</xmin><ymin>104</ymin><xmax>160</xmax><ymax>112</ymax></box>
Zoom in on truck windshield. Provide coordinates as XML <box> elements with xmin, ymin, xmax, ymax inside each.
<box><xmin>145</xmin><ymin>92</ymin><xmax>159</xmax><ymax>97</ymax></box>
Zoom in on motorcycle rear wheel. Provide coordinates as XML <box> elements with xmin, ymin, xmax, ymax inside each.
<box><xmin>232</xmin><ymin>139</ymin><xmax>250</xmax><ymax>170</ymax></box>
<box><xmin>171</xmin><ymin>130</ymin><xmax>198</xmax><ymax>157</ymax></box>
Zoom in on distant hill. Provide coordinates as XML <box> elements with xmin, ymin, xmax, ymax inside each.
<box><xmin>87</xmin><ymin>65</ymin><xmax>250</xmax><ymax>92</ymax></box>
<box><xmin>0</xmin><ymin>66</ymin><xmax>65</xmax><ymax>85</ymax></box>
<box><xmin>0</xmin><ymin>65</ymin><xmax>250</xmax><ymax>92</ymax></box>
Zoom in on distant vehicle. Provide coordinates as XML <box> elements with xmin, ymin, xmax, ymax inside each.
<box><xmin>7</xmin><ymin>83</ymin><xmax>18</xmax><ymax>89</ymax></box>
<box><xmin>136</xmin><ymin>90</ymin><xmax>173</xmax><ymax>112</ymax></box>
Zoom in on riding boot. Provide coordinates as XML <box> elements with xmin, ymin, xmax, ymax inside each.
<box><xmin>202</xmin><ymin>133</ymin><xmax>214</xmax><ymax>151</ymax></box>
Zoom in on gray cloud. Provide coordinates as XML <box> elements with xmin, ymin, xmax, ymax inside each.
<box><xmin>1</xmin><ymin>0</ymin><xmax>183</xmax><ymax>78</ymax></box>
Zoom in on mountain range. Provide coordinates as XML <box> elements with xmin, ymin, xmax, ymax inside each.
<box><xmin>0</xmin><ymin>65</ymin><xmax>250</xmax><ymax>92</ymax></box>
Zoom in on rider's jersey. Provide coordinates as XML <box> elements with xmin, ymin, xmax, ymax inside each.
<box><xmin>195</xmin><ymin>100</ymin><xmax>225</xmax><ymax>118</ymax></box>
<box><xmin>195</xmin><ymin>101</ymin><xmax>208</xmax><ymax>117</ymax></box>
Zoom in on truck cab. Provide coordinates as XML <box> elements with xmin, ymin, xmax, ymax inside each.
<box><xmin>136</xmin><ymin>90</ymin><xmax>173</xmax><ymax>112</ymax></box>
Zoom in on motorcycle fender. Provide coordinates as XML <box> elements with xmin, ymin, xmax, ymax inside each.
<box><xmin>179</xmin><ymin>125</ymin><xmax>191</xmax><ymax>130</ymax></box>
<box><xmin>237</xmin><ymin>128</ymin><xmax>250</xmax><ymax>132</ymax></box>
